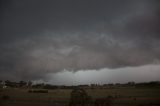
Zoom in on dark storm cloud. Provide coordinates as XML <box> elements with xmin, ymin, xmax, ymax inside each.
<box><xmin>0</xmin><ymin>0</ymin><xmax>160</xmax><ymax>81</ymax></box>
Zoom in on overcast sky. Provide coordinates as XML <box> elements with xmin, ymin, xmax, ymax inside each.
<box><xmin>0</xmin><ymin>0</ymin><xmax>160</xmax><ymax>84</ymax></box>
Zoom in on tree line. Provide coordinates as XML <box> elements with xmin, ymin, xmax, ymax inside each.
<box><xmin>0</xmin><ymin>80</ymin><xmax>160</xmax><ymax>89</ymax></box>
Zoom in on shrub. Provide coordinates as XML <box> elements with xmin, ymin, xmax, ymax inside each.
<box><xmin>94</xmin><ymin>95</ymin><xmax>114</xmax><ymax>106</ymax></box>
<box><xmin>1</xmin><ymin>95</ymin><xmax>10</xmax><ymax>100</ymax></box>
<box><xmin>69</xmin><ymin>88</ymin><xmax>93</xmax><ymax>106</ymax></box>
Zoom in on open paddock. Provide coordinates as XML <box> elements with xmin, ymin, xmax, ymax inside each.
<box><xmin>0</xmin><ymin>87</ymin><xmax>160</xmax><ymax>106</ymax></box>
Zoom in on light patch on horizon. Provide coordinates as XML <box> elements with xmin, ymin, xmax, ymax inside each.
<box><xmin>44</xmin><ymin>64</ymin><xmax>160</xmax><ymax>85</ymax></box>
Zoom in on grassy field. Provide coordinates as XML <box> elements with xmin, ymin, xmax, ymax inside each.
<box><xmin>0</xmin><ymin>87</ymin><xmax>160</xmax><ymax>106</ymax></box>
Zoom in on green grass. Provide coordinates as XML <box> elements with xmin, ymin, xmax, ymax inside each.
<box><xmin>0</xmin><ymin>87</ymin><xmax>160</xmax><ymax>106</ymax></box>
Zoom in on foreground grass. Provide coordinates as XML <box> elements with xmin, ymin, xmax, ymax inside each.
<box><xmin>0</xmin><ymin>87</ymin><xmax>160</xmax><ymax>106</ymax></box>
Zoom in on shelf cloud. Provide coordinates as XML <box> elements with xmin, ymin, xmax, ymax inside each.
<box><xmin>0</xmin><ymin>0</ymin><xmax>160</xmax><ymax>82</ymax></box>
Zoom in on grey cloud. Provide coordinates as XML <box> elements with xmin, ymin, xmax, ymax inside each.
<box><xmin>0</xmin><ymin>0</ymin><xmax>160</xmax><ymax>81</ymax></box>
<box><xmin>0</xmin><ymin>32</ymin><xmax>159</xmax><ymax>81</ymax></box>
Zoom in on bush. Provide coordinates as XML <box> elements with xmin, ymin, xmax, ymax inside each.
<box><xmin>69</xmin><ymin>88</ymin><xmax>93</xmax><ymax>106</ymax></box>
<box><xmin>94</xmin><ymin>95</ymin><xmax>114</xmax><ymax>106</ymax></box>
<box><xmin>1</xmin><ymin>95</ymin><xmax>10</xmax><ymax>100</ymax></box>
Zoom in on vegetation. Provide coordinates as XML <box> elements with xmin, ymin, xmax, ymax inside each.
<box><xmin>0</xmin><ymin>81</ymin><xmax>160</xmax><ymax>106</ymax></box>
